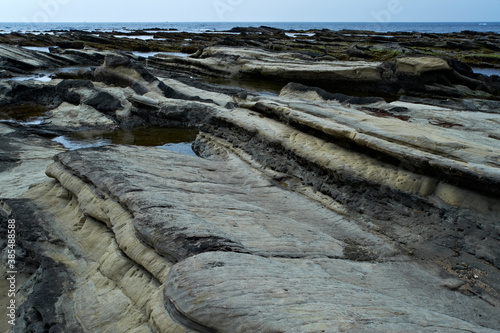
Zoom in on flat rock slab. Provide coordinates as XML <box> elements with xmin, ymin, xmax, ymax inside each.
<box><xmin>52</xmin><ymin>145</ymin><xmax>367</xmax><ymax>261</ymax></box>
<box><xmin>0</xmin><ymin>44</ymin><xmax>68</xmax><ymax>70</ymax></box>
<box><xmin>48</xmin><ymin>145</ymin><xmax>499</xmax><ymax>332</ymax></box>
<box><xmin>151</xmin><ymin>47</ymin><xmax>387</xmax><ymax>92</ymax></box>
<box><xmin>166</xmin><ymin>252</ymin><xmax>499</xmax><ymax>332</ymax></box>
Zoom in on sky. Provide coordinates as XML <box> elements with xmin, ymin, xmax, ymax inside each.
<box><xmin>0</xmin><ymin>0</ymin><xmax>499</xmax><ymax>23</ymax></box>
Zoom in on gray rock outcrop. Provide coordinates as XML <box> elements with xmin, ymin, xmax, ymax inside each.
<box><xmin>149</xmin><ymin>47</ymin><xmax>499</xmax><ymax>98</ymax></box>
<box><xmin>1</xmin><ymin>38</ymin><xmax>500</xmax><ymax>332</ymax></box>
<box><xmin>3</xmin><ymin>144</ymin><xmax>496</xmax><ymax>332</ymax></box>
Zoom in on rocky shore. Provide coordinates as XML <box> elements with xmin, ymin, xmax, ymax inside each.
<box><xmin>1</xmin><ymin>26</ymin><xmax>500</xmax><ymax>332</ymax></box>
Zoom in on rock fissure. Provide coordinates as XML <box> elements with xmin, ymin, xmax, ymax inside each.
<box><xmin>163</xmin><ymin>295</ymin><xmax>218</xmax><ymax>333</ymax></box>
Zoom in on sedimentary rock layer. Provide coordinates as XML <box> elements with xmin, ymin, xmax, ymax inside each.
<box><xmin>14</xmin><ymin>145</ymin><xmax>498</xmax><ymax>332</ymax></box>
<box><xmin>149</xmin><ymin>47</ymin><xmax>499</xmax><ymax>97</ymax></box>
<box><xmin>1</xmin><ymin>40</ymin><xmax>500</xmax><ymax>332</ymax></box>
<box><xmin>167</xmin><ymin>252</ymin><xmax>499</xmax><ymax>332</ymax></box>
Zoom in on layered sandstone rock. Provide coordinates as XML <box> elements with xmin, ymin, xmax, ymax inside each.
<box><xmin>1</xmin><ymin>43</ymin><xmax>500</xmax><ymax>332</ymax></box>
<box><xmin>0</xmin><ymin>44</ymin><xmax>109</xmax><ymax>76</ymax></box>
<box><xmin>3</xmin><ymin>144</ymin><xmax>496</xmax><ymax>332</ymax></box>
<box><xmin>149</xmin><ymin>47</ymin><xmax>499</xmax><ymax>98</ymax></box>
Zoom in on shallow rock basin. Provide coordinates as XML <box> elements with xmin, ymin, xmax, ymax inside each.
<box><xmin>473</xmin><ymin>67</ymin><xmax>500</xmax><ymax>76</ymax></box>
<box><xmin>203</xmin><ymin>77</ymin><xmax>282</xmax><ymax>96</ymax></box>
<box><xmin>52</xmin><ymin>126</ymin><xmax>199</xmax><ymax>155</ymax></box>
<box><xmin>2</xmin><ymin>65</ymin><xmax>93</xmax><ymax>82</ymax></box>
<box><xmin>131</xmin><ymin>51</ymin><xmax>188</xmax><ymax>58</ymax></box>
<box><xmin>21</xmin><ymin>46</ymin><xmax>52</xmax><ymax>53</ymax></box>
<box><xmin>0</xmin><ymin>104</ymin><xmax>47</xmax><ymax>124</ymax></box>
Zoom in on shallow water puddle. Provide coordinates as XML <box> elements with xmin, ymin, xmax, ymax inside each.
<box><xmin>8</xmin><ymin>73</ymin><xmax>53</xmax><ymax>82</ymax></box>
<box><xmin>4</xmin><ymin>65</ymin><xmax>93</xmax><ymax>82</ymax></box>
<box><xmin>473</xmin><ymin>67</ymin><xmax>500</xmax><ymax>76</ymax></box>
<box><xmin>203</xmin><ymin>77</ymin><xmax>281</xmax><ymax>96</ymax></box>
<box><xmin>0</xmin><ymin>104</ymin><xmax>47</xmax><ymax>124</ymax></box>
<box><xmin>114</xmin><ymin>35</ymin><xmax>159</xmax><ymax>40</ymax></box>
<box><xmin>21</xmin><ymin>46</ymin><xmax>52</xmax><ymax>53</ymax></box>
<box><xmin>285</xmin><ymin>32</ymin><xmax>316</xmax><ymax>38</ymax></box>
<box><xmin>131</xmin><ymin>51</ymin><xmax>188</xmax><ymax>58</ymax></box>
<box><xmin>53</xmin><ymin>127</ymin><xmax>199</xmax><ymax>156</ymax></box>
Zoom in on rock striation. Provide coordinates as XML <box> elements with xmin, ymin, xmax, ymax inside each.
<box><xmin>0</xmin><ymin>44</ymin><xmax>109</xmax><ymax>77</ymax></box>
<box><xmin>2</xmin><ymin>26</ymin><xmax>500</xmax><ymax>69</ymax></box>
<box><xmin>149</xmin><ymin>47</ymin><xmax>499</xmax><ymax>98</ymax></box>
<box><xmin>5</xmin><ymin>144</ymin><xmax>497</xmax><ymax>332</ymax></box>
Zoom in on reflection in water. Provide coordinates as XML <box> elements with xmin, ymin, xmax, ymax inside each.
<box><xmin>157</xmin><ymin>142</ymin><xmax>196</xmax><ymax>155</ymax></box>
<box><xmin>52</xmin><ymin>127</ymin><xmax>199</xmax><ymax>156</ymax></box>
<box><xmin>203</xmin><ymin>77</ymin><xmax>282</xmax><ymax>96</ymax></box>
<box><xmin>22</xmin><ymin>46</ymin><xmax>52</xmax><ymax>53</ymax></box>
<box><xmin>114</xmin><ymin>35</ymin><xmax>160</xmax><ymax>40</ymax></box>
<box><xmin>3</xmin><ymin>66</ymin><xmax>92</xmax><ymax>82</ymax></box>
<box><xmin>0</xmin><ymin>104</ymin><xmax>48</xmax><ymax>123</ymax></box>
<box><xmin>130</xmin><ymin>51</ymin><xmax>189</xmax><ymax>58</ymax></box>
<box><xmin>472</xmin><ymin>67</ymin><xmax>500</xmax><ymax>76</ymax></box>
<box><xmin>8</xmin><ymin>74</ymin><xmax>52</xmax><ymax>82</ymax></box>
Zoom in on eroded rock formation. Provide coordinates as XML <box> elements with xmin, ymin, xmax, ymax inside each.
<box><xmin>1</xmin><ymin>31</ymin><xmax>500</xmax><ymax>332</ymax></box>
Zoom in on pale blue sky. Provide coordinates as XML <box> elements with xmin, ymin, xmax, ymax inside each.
<box><xmin>0</xmin><ymin>0</ymin><xmax>499</xmax><ymax>23</ymax></box>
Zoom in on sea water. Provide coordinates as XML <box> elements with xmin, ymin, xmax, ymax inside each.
<box><xmin>0</xmin><ymin>22</ymin><xmax>499</xmax><ymax>34</ymax></box>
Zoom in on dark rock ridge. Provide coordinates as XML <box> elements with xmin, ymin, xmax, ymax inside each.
<box><xmin>0</xmin><ymin>44</ymin><xmax>108</xmax><ymax>76</ymax></box>
<box><xmin>150</xmin><ymin>47</ymin><xmax>499</xmax><ymax>98</ymax></box>
<box><xmin>2</xmin><ymin>26</ymin><xmax>499</xmax><ymax>69</ymax></box>
<box><xmin>1</xmin><ymin>31</ymin><xmax>500</xmax><ymax>332</ymax></box>
<box><xmin>0</xmin><ymin>199</ymin><xmax>84</xmax><ymax>332</ymax></box>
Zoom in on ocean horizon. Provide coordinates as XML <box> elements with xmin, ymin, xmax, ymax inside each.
<box><xmin>1</xmin><ymin>21</ymin><xmax>500</xmax><ymax>34</ymax></box>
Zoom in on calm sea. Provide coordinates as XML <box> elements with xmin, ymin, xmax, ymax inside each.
<box><xmin>1</xmin><ymin>22</ymin><xmax>500</xmax><ymax>34</ymax></box>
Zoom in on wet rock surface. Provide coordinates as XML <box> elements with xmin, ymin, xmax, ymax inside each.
<box><xmin>1</xmin><ymin>28</ymin><xmax>500</xmax><ymax>332</ymax></box>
